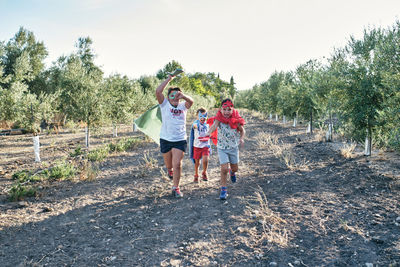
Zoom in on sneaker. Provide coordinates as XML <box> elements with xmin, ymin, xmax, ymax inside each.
<box><xmin>167</xmin><ymin>169</ymin><xmax>173</xmax><ymax>180</ymax></box>
<box><xmin>172</xmin><ymin>187</ymin><xmax>183</xmax><ymax>198</ymax></box>
<box><xmin>229</xmin><ymin>169</ymin><xmax>236</xmax><ymax>183</ymax></box>
<box><xmin>202</xmin><ymin>172</ymin><xmax>208</xmax><ymax>181</ymax></box>
<box><xmin>219</xmin><ymin>187</ymin><xmax>227</xmax><ymax>200</ymax></box>
<box><xmin>194</xmin><ymin>174</ymin><xmax>199</xmax><ymax>183</ymax></box>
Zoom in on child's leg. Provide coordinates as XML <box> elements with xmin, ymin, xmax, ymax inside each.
<box><xmin>220</xmin><ymin>163</ymin><xmax>229</xmax><ymax>187</ymax></box>
<box><xmin>194</xmin><ymin>159</ymin><xmax>200</xmax><ymax>176</ymax></box>
<box><xmin>194</xmin><ymin>159</ymin><xmax>200</xmax><ymax>182</ymax></box>
<box><xmin>202</xmin><ymin>155</ymin><xmax>209</xmax><ymax>174</ymax></box>
<box><xmin>171</xmin><ymin>148</ymin><xmax>184</xmax><ymax>188</ymax></box>
<box><xmin>230</xmin><ymin>163</ymin><xmax>238</xmax><ymax>173</ymax></box>
<box><xmin>162</xmin><ymin>151</ymin><xmax>173</xmax><ymax>175</ymax></box>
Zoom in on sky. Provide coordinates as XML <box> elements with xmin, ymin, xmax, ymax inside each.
<box><xmin>1</xmin><ymin>0</ymin><xmax>400</xmax><ymax>90</ymax></box>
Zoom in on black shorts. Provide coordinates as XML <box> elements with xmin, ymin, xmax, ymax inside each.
<box><xmin>160</xmin><ymin>139</ymin><xmax>187</xmax><ymax>153</ymax></box>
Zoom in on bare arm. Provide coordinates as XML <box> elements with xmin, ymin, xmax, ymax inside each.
<box><xmin>182</xmin><ymin>93</ymin><xmax>193</xmax><ymax>109</ymax></box>
<box><xmin>155</xmin><ymin>76</ymin><xmax>174</xmax><ymax>104</ymax></box>
<box><xmin>237</xmin><ymin>124</ymin><xmax>245</xmax><ymax>147</ymax></box>
<box><xmin>207</xmin><ymin>120</ymin><xmax>220</xmax><ymax>135</ymax></box>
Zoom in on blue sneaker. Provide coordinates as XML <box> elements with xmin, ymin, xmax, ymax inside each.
<box><xmin>172</xmin><ymin>187</ymin><xmax>183</xmax><ymax>198</ymax></box>
<box><xmin>229</xmin><ymin>169</ymin><xmax>236</xmax><ymax>183</ymax></box>
<box><xmin>220</xmin><ymin>187</ymin><xmax>227</xmax><ymax>200</ymax></box>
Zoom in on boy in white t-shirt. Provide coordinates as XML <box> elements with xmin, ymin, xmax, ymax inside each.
<box><xmin>190</xmin><ymin>108</ymin><xmax>211</xmax><ymax>182</ymax></box>
<box><xmin>156</xmin><ymin>73</ymin><xmax>193</xmax><ymax>198</ymax></box>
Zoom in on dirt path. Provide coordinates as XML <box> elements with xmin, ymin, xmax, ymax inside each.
<box><xmin>0</xmin><ymin>113</ymin><xmax>399</xmax><ymax>266</ymax></box>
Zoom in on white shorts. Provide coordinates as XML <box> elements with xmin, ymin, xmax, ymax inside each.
<box><xmin>217</xmin><ymin>147</ymin><xmax>239</xmax><ymax>165</ymax></box>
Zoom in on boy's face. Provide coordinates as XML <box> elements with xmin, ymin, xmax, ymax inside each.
<box><xmin>198</xmin><ymin>112</ymin><xmax>207</xmax><ymax>123</ymax></box>
<box><xmin>221</xmin><ymin>107</ymin><xmax>233</xmax><ymax>118</ymax></box>
<box><xmin>168</xmin><ymin>90</ymin><xmax>180</xmax><ymax>106</ymax></box>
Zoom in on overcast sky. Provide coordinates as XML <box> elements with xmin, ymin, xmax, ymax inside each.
<box><xmin>1</xmin><ymin>0</ymin><xmax>399</xmax><ymax>90</ymax></box>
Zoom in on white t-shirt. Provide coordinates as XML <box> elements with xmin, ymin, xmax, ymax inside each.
<box><xmin>159</xmin><ymin>98</ymin><xmax>187</xmax><ymax>142</ymax></box>
<box><xmin>193</xmin><ymin>122</ymin><xmax>210</xmax><ymax>148</ymax></box>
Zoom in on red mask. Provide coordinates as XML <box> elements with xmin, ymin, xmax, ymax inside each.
<box><xmin>221</xmin><ymin>100</ymin><xmax>234</xmax><ymax>108</ymax></box>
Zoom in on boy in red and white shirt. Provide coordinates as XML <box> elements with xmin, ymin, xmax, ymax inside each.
<box><xmin>190</xmin><ymin>108</ymin><xmax>211</xmax><ymax>182</ymax></box>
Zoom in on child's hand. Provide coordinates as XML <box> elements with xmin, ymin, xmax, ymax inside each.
<box><xmin>239</xmin><ymin>138</ymin><xmax>244</xmax><ymax>148</ymax></box>
<box><xmin>175</xmin><ymin>91</ymin><xmax>183</xmax><ymax>100</ymax></box>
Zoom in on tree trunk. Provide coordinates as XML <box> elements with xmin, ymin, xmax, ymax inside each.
<box><xmin>85</xmin><ymin>126</ymin><xmax>90</xmax><ymax>148</ymax></box>
<box><xmin>269</xmin><ymin>113</ymin><xmax>272</xmax><ymax>120</ymax></box>
<box><xmin>275</xmin><ymin>114</ymin><xmax>278</xmax><ymax>121</ymax></box>
<box><xmin>326</xmin><ymin>112</ymin><xmax>333</xmax><ymax>142</ymax></box>
<box><xmin>283</xmin><ymin>116</ymin><xmax>286</xmax><ymax>124</ymax></box>
<box><xmin>364</xmin><ymin>127</ymin><xmax>372</xmax><ymax>156</ymax></box>
<box><xmin>63</xmin><ymin>114</ymin><xmax>68</xmax><ymax>126</ymax></box>
<box><xmin>33</xmin><ymin>135</ymin><xmax>41</xmax><ymax>162</ymax></box>
<box><xmin>113</xmin><ymin>124</ymin><xmax>118</xmax><ymax>137</ymax></box>
<box><xmin>309</xmin><ymin>110</ymin><xmax>313</xmax><ymax>134</ymax></box>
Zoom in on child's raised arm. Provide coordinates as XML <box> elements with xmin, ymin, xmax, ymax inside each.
<box><xmin>155</xmin><ymin>75</ymin><xmax>174</xmax><ymax>104</ymax></box>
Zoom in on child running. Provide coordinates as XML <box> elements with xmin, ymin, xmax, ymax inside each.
<box><xmin>207</xmin><ymin>98</ymin><xmax>245</xmax><ymax>200</ymax></box>
<box><xmin>189</xmin><ymin>108</ymin><xmax>211</xmax><ymax>182</ymax></box>
<box><xmin>156</xmin><ymin>73</ymin><xmax>193</xmax><ymax>198</ymax></box>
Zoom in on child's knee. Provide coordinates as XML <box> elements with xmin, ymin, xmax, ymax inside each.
<box><xmin>221</xmin><ymin>165</ymin><xmax>229</xmax><ymax>174</ymax></box>
<box><xmin>231</xmin><ymin>164</ymin><xmax>238</xmax><ymax>172</ymax></box>
<box><xmin>173</xmin><ymin>161</ymin><xmax>182</xmax><ymax>170</ymax></box>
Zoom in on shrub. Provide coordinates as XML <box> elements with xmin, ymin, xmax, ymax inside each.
<box><xmin>88</xmin><ymin>146</ymin><xmax>110</xmax><ymax>161</ymax></box>
<box><xmin>8</xmin><ymin>184</ymin><xmax>37</xmax><ymax>201</ymax></box>
<box><xmin>48</xmin><ymin>161</ymin><xmax>76</xmax><ymax>180</ymax></box>
<box><xmin>70</xmin><ymin>146</ymin><xmax>84</xmax><ymax>157</ymax></box>
<box><xmin>12</xmin><ymin>170</ymin><xmax>41</xmax><ymax>183</ymax></box>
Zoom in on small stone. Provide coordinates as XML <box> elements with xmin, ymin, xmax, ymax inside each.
<box><xmin>269</xmin><ymin>262</ymin><xmax>277</xmax><ymax>266</ymax></box>
<box><xmin>365</xmin><ymin>263</ymin><xmax>373</xmax><ymax>267</ymax></box>
<box><xmin>371</xmin><ymin>236</ymin><xmax>384</xmax><ymax>244</ymax></box>
<box><xmin>170</xmin><ymin>259</ymin><xmax>181</xmax><ymax>266</ymax></box>
<box><xmin>41</xmin><ymin>207</ymin><xmax>52</xmax><ymax>212</ymax></box>
<box><xmin>294</xmin><ymin>260</ymin><xmax>301</xmax><ymax>265</ymax></box>
<box><xmin>396</xmin><ymin>216</ymin><xmax>400</xmax><ymax>222</ymax></box>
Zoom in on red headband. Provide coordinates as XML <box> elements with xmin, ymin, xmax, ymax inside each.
<box><xmin>222</xmin><ymin>100</ymin><xmax>234</xmax><ymax>108</ymax></box>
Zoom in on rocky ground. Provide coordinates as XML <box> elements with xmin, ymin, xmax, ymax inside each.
<box><xmin>0</xmin><ymin>111</ymin><xmax>399</xmax><ymax>266</ymax></box>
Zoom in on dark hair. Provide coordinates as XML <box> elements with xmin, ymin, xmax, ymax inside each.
<box><xmin>196</xmin><ymin>107</ymin><xmax>207</xmax><ymax>114</ymax></box>
<box><xmin>221</xmin><ymin>98</ymin><xmax>234</xmax><ymax>106</ymax></box>
<box><xmin>167</xmin><ymin>87</ymin><xmax>181</xmax><ymax>96</ymax></box>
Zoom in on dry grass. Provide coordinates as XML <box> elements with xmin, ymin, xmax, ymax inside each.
<box><xmin>241</xmin><ymin>187</ymin><xmax>289</xmax><ymax>248</ymax></box>
<box><xmin>340</xmin><ymin>220</ymin><xmax>366</xmax><ymax>238</ymax></box>
<box><xmin>79</xmin><ymin>160</ymin><xmax>98</xmax><ymax>181</ymax></box>
<box><xmin>142</xmin><ymin>152</ymin><xmax>157</xmax><ymax>168</ymax></box>
<box><xmin>255</xmin><ymin>131</ymin><xmax>278</xmax><ymax>149</ymax></box>
<box><xmin>255</xmin><ymin>131</ymin><xmax>309</xmax><ymax>171</ymax></box>
<box><xmin>250</xmin><ymin>110</ymin><xmax>268</xmax><ymax>120</ymax></box>
<box><xmin>314</xmin><ymin>128</ymin><xmax>326</xmax><ymax>143</ymax></box>
<box><xmin>340</xmin><ymin>143</ymin><xmax>357</xmax><ymax>159</ymax></box>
